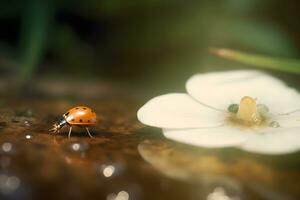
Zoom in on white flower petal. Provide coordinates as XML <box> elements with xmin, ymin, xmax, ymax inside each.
<box><xmin>273</xmin><ymin>110</ymin><xmax>300</xmax><ymax>128</ymax></box>
<box><xmin>137</xmin><ymin>93</ymin><xmax>223</xmax><ymax>129</ymax></box>
<box><xmin>186</xmin><ymin>70</ymin><xmax>300</xmax><ymax>114</ymax></box>
<box><xmin>163</xmin><ymin>126</ymin><xmax>251</xmax><ymax>148</ymax></box>
<box><xmin>241</xmin><ymin>127</ymin><xmax>300</xmax><ymax>154</ymax></box>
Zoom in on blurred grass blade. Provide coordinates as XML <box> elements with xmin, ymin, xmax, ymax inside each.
<box><xmin>20</xmin><ymin>0</ymin><xmax>53</xmax><ymax>80</ymax></box>
<box><xmin>210</xmin><ymin>48</ymin><xmax>300</xmax><ymax>74</ymax></box>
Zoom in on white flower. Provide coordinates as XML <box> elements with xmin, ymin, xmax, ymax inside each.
<box><xmin>137</xmin><ymin>70</ymin><xmax>300</xmax><ymax>155</ymax></box>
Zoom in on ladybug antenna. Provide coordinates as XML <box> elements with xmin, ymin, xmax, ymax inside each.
<box><xmin>49</xmin><ymin>123</ymin><xmax>59</xmax><ymax>133</ymax></box>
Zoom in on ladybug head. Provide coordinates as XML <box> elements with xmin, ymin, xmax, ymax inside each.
<box><xmin>49</xmin><ymin>117</ymin><xmax>67</xmax><ymax>133</ymax></box>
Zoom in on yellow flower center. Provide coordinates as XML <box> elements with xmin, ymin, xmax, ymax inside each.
<box><xmin>236</xmin><ymin>96</ymin><xmax>262</xmax><ymax>125</ymax></box>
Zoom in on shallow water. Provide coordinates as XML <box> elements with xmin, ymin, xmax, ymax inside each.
<box><xmin>0</xmin><ymin>80</ymin><xmax>299</xmax><ymax>200</ymax></box>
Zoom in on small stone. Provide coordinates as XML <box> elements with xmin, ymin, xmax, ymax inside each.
<box><xmin>269</xmin><ymin>121</ymin><xmax>280</xmax><ymax>128</ymax></box>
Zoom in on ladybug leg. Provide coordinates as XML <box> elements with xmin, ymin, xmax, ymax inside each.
<box><xmin>68</xmin><ymin>126</ymin><xmax>73</xmax><ymax>138</ymax></box>
<box><xmin>85</xmin><ymin>127</ymin><xmax>94</xmax><ymax>138</ymax></box>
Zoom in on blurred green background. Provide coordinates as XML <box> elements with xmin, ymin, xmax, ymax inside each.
<box><xmin>0</xmin><ymin>0</ymin><xmax>299</xmax><ymax>92</ymax></box>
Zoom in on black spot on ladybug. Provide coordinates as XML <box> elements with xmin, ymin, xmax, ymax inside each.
<box><xmin>83</xmin><ymin>107</ymin><xmax>87</xmax><ymax>110</ymax></box>
<box><xmin>79</xmin><ymin>119</ymin><xmax>83</xmax><ymax>122</ymax></box>
<box><xmin>75</xmin><ymin>107</ymin><xmax>79</xmax><ymax>110</ymax></box>
<box><xmin>71</xmin><ymin>119</ymin><xmax>75</xmax><ymax>121</ymax></box>
<box><xmin>65</xmin><ymin>112</ymin><xmax>69</xmax><ymax>116</ymax></box>
<box><xmin>88</xmin><ymin>120</ymin><xmax>90</xmax><ymax>123</ymax></box>
<box><xmin>91</xmin><ymin>110</ymin><xmax>94</xmax><ymax>113</ymax></box>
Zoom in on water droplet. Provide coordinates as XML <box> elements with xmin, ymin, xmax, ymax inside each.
<box><xmin>102</xmin><ymin>165</ymin><xmax>115</xmax><ymax>178</ymax></box>
<box><xmin>227</xmin><ymin>104</ymin><xmax>239</xmax><ymax>113</ymax></box>
<box><xmin>269</xmin><ymin>121</ymin><xmax>280</xmax><ymax>128</ymax></box>
<box><xmin>2</xmin><ymin>143</ymin><xmax>12</xmax><ymax>153</ymax></box>
<box><xmin>25</xmin><ymin>134</ymin><xmax>32</xmax><ymax>140</ymax></box>
<box><xmin>72</xmin><ymin>143</ymin><xmax>80</xmax><ymax>151</ymax></box>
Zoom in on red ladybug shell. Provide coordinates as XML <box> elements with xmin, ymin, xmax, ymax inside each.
<box><xmin>63</xmin><ymin>106</ymin><xmax>96</xmax><ymax>125</ymax></box>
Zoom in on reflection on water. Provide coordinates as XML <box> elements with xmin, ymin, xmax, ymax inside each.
<box><xmin>107</xmin><ymin>190</ymin><xmax>130</xmax><ymax>200</ymax></box>
<box><xmin>2</xmin><ymin>143</ymin><xmax>13</xmax><ymax>153</ymax></box>
<box><xmin>207</xmin><ymin>187</ymin><xmax>239</xmax><ymax>200</ymax></box>
<box><xmin>138</xmin><ymin>140</ymin><xmax>300</xmax><ymax>200</ymax></box>
<box><xmin>102</xmin><ymin>165</ymin><xmax>116</xmax><ymax>178</ymax></box>
<box><xmin>0</xmin><ymin>96</ymin><xmax>299</xmax><ymax>200</ymax></box>
<box><xmin>0</xmin><ymin>174</ymin><xmax>21</xmax><ymax>194</ymax></box>
<box><xmin>0</xmin><ymin>97</ymin><xmax>147</xmax><ymax>200</ymax></box>
<box><xmin>69</xmin><ymin>141</ymin><xmax>89</xmax><ymax>153</ymax></box>
<box><xmin>25</xmin><ymin>134</ymin><xmax>32</xmax><ymax>140</ymax></box>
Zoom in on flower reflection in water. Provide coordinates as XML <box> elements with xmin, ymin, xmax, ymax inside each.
<box><xmin>138</xmin><ymin>139</ymin><xmax>300</xmax><ymax>199</ymax></box>
<box><xmin>207</xmin><ymin>187</ymin><xmax>239</xmax><ymax>200</ymax></box>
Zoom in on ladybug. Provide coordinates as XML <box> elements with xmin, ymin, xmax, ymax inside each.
<box><xmin>49</xmin><ymin>106</ymin><xmax>96</xmax><ymax>138</ymax></box>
